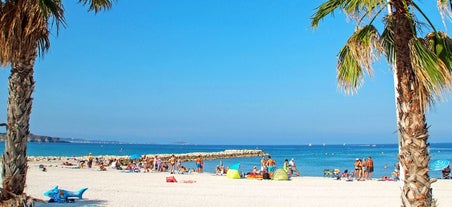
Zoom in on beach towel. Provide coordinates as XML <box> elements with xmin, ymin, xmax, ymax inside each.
<box><xmin>166</xmin><ymin>176</ymin><xmax>177</xmax><ymax>183</ymax></box>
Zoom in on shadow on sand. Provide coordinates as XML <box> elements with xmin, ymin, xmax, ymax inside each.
<box><xmin>34</xmin><ymin>199</ymin><xmax>108</xmax><ymax>207</ymax></box>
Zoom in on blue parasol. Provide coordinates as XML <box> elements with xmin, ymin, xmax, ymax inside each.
<box><xmin>129</xmin><ymin>154</ymin><xmax>142</xmax><ymax>160</ymax></box>
<box><xmin>229</xmin><ymin>163</ymin><xmax>240</xmax><ymax>170</ymax></box>
<box><xmin>430</xmin><ymin>159</ymin><xmax>450</xmax><ymax>171</ymax></box>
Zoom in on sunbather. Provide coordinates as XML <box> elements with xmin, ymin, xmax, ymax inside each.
<box><xmin>442</xmin><ymin>166</ymin><xmax>450</xmax><ymax>179</ymax></box>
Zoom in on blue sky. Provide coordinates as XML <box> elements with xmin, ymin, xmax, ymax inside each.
<box><xmin>0</xmin><ymin>1</ymin><xmax>451</xmax><ymax>145</ymax></box>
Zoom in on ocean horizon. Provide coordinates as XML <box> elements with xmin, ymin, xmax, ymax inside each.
<box><xmin>2</xmin><ymin>142</ymin><xmax>451</xmax><ymax>179</ymax></box>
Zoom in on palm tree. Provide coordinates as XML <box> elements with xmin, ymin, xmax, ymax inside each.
<box><xmin>0</xmin><ymin>0</ymin><xmax>114</xmax><ymax>205</ymax></box>
<box><xmin>311</xmin><ymin>0</ymin><xmax>452</xmax><ymax>206</ymax></box>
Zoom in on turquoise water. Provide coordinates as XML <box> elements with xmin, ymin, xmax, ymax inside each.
<box><xmin>2</xmin><ymin>142</ymin><xmax>451</xmax><ymax>179</ymax></box>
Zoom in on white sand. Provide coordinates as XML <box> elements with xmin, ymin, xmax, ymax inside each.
<box><xmin>24</xmin><ymin>163</ymin><xmax>452</xmax><ymax>207</ymax></box>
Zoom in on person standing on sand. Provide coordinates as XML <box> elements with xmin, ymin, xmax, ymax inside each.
<box><xmin>362</xmin><ymin>158</ymin><xmax>368</xmax><ymax>180</ymax></box>
<box><xmin>87</xmin><ymin>153</ymin><xmax>93</xmax><ymax>168</ymax></box>
<box><xmin>354</xmin><ymin>158</ymin><xmax>362</xmax><ymax>180</ymax></box>
<box><xmin>289</xmin><ymin>158</ymin><xmax>301</xmax><ymax>176</ymax></box>
<box><xmin>367</xmin><ymin>156</ymin><xmax>374</xmax><ymax>180</ymax></box>
<box><xmin>169</xmin><ymin>155</ymin><xmax>176</xmax><ymax>174</ymax></box>
<box><xmin>143</xmin><ymin>156</ymin><xmax>151</xmax><ymax>173</ymax></box>
<box><xmin>283</xmin><ymin>159</ymin><xmax>290</xmax><ymax>174</ymax></box>
<box><xmin>153</xmin><ymin>155</ymin><xmax>158</xmax><ymax>172</ymax></box>
<box><xmin>155</xmin><ymin>155</ymin><xmax>162</xmax><ymax>172</ymax></box>
<box><xmin>266</xmin><ymin>156</ymin><xmax>276</xmax><ymax>174</ymax></box>
<box><xmin>196</xmin><ymin>155</ymin><xmax>204</xmax><ymax>173</ymax></box>
<box><xmin>260</xmin><ymin>156</ymin><xmax>267</xmax><ymax>173</ymax></box>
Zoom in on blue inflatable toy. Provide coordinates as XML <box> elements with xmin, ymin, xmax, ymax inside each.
<box><xmin>44</xmin><ymin>186</ymin><xmax>88</xmax><ymax>203</ymax></box>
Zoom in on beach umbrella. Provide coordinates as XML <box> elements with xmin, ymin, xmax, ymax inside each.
<box><xmin>430</xmin><ymin>159</ymin><xmax>450</xmax><ymax>171</ymax></box>
<box><xmin>129</xmin><ymin>154</ymin><xmax>142</xmax><ymax>160</ymax></box>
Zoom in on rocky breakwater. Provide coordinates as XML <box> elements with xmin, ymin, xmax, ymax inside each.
<box><xmin>27</xmin><ymin>149</ymin><xmax>269</xmax><ymax>163</ymax></box>
<box><xmin>144</xmin><ymin>149</ymin><xmax>269</xmax><ymax>162</ymax></box>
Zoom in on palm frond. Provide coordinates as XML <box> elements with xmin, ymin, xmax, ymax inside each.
<box><xmin>78</xmin><ymin>0</ymin><xmax>115</xmax><ymax>13</ymax></box>
<box><xmin>337</xmin><ymin>25</ymin><xmax>383</xmax><ymax>94</ymax></box>
<box><xmin>381</xmin><ymin>16</ymin><xmax>396</xmax><ymax>67</ymax></box>
<box><xmin>425</xmin><ymin>32</ymin><xmax>452</xmax><ymax>70</ymax></box>
<box><xmin>437</xmin><ymin>0</ymin><xmax>452</xmax><ymax>27</ymax></box>
<box><xmin>350</xmin><ymin>25</ymin><xmax>382</xmax><ymax>71</ymax></box>
<box><xmin>38</xmin><ymin>0</ymin><xmax>66</xmax><ymax>30</ymax></box>
<box><xmin>311</xmin><ymin>0</ymin><xmax>387</xmax><ymax>28</ymax></box>
<box><xmin>0</xmin><ymin>1</ymin><xmax>50</xmax><ymax>65</ymax></box>
<box><xmin>311</xmin><ymin>0</ymin><xmax>344</xmax><ymax>28</ymax></box>
<box><xmin>342</xmin><ymin>0</ymin><xmax>386</xmax><ymax>16</ymax></box>
<box><xmin>337</xmin><ymin>45</ymin><xmax>363</xmax><ymax>94</ymax></box>
<box><xmin>409</xmin><ymin>37</ymin><xmax>452</xmax><ymax>108</ymax></box>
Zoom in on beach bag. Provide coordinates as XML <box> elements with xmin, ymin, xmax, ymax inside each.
<box><xmin>263</xmin><ymin>172</ymin><xmax>270</xmax><ymax>180</ymax></box>
<box><xmin>166</xmin><ymin>176</ymin><xmax>177</xmax><ymax>183</ymax></box>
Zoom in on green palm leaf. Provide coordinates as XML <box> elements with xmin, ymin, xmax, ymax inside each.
<box><xmin>78</xmin><ymin>0</ymin><xmax>115</xmax><ymax>12</ymax></box>
<box><xmin>381</xmin><ymin>16</ymin><xmax>396</xmax><ymax>66</ymax></box>
<box><xmin>311</xmin><ymin>0</ymin><xmax>387</xmax><ymax>28</ymax></box>
<box><xmin>425</xmin><ymin>32</ymin><xmax>452</xmax><ymax>70</ymax></box>
<box><xmin>311</xmin><ymin>0</ymin><xmax>344</xmax><ymax>28</ymax></box>
<box><xmin>337</xmin><ymin>25</ymin><xmax>382</xmax><ymax>93</ymax></box>
<box><xmin>409</xmin><ymin>37</ymin><xmax>452</xmax><ymax>107</ymax></box>
<box><xmin>337</xmin><ymin>44</ymin><xmax>363</xmax><ymax>93</ymax></box>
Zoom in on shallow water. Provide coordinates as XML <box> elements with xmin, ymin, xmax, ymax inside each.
<box><xmin>2</xmin><ymin>142</ymin><xmax>451</xmax><ymax>178</ymax></box>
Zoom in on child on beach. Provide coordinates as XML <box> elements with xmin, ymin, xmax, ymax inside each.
<box><xmin>176</xmin><ymin>158</ymin><xmax>182</xmax><ymax>174</ymax></box>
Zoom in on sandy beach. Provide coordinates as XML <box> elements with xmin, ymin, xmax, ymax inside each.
<box><xmin>21</xmin><ymin>162</ymin><xmax>452</xmax><ymax>207</ymax></box>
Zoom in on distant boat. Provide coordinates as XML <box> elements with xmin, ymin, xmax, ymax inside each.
<box><xmin>308</xmin><ymin>143</ymin><xmax>312</xmax><ymax>147</ymax></box>
<box><xmin>372</xmin><ymin>144</ymin><xmax>377</xmax><ymax>147</ymax></box>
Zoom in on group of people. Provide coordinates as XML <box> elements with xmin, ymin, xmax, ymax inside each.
<box><xmin>139</xmin><ymin>154</ymin><xmax>197</xmax><ymax>174</ymax></box>
<box><xmin>75</xmin><ymin>153</ymin><xmax>203</xmax><ymax>174</ymax></box>
<box><xmin>353</xmin><ymin>156</ymin><xmax>374</xmax><ymax>181</ymax></box>
<box><xmin>255</xmin><ymin>156</ymin><xmax>301</xmax><ymax>178</ymax></box>
<box><xmin>215</xmin><ymin>160</ymin><xmax>226</xmax><ymax>175</ymax></box>
<box><xmin>283</xmin><ymin>158</ymin><xmax>301</xmax><ymax>176</ymax></box>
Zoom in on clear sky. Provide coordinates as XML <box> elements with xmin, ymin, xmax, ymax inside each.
<box><xmin>0</xmin><ymin>1</ymin><xmax>450</xmax><ymax>145</ymax></box>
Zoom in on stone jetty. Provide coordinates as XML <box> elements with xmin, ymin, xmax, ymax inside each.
<box><xmin>27</xmin><ymin>149</ymin><xmax>269</xmax><ymax>163</ymax></box>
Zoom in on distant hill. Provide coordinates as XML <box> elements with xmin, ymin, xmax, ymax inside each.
<box><xmin>0</xmin><ymin>133</ymin><xmax>123</xmax><ymax>144</ymax></box>
<box><xmin>0</xmin><ymin>133</ymin><xmax>68</xmax><ymax>143</ymax></box>
<box><xmin>0</xmin><ymin>133</ymin><xmax>189</xmax><ymax>145</ymax></box>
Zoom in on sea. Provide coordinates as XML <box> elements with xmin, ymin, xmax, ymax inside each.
<box><xmin>2</xmin><ymin>142</ymin><xmax>452</xmax><ymax>179</ymax></box>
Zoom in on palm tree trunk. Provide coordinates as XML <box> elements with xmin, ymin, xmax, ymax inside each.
<box><xmin>1</xmin><ymin>49</ymin><xmax>36</xmax><ymax>198</ymax></box>
<box><xmin>392</xmin><ymin>1</ymin><xmax>433</xmax><ymax>206</ymax></box>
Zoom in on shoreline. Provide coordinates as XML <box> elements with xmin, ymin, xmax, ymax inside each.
<box><xmin>23</xmin><ymin>162</ymin><xmax>452</xmax><ymax>207</ymax></box>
